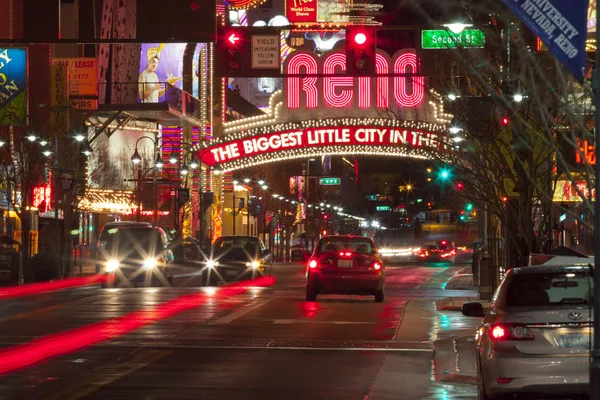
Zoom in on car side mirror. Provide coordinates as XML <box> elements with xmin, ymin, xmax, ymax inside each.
<box><xmin>462</xmin><ymin>302</ymin><xmax>485</xmax><ymax>318</ymax></box>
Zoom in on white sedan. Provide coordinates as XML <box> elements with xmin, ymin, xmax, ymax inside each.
<box><xmin>462</xmin><ymin>264</ymin><xmax>592</xmax><ymax>399</ymax></box>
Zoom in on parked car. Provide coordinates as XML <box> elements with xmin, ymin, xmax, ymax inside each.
<box><xmin>462</xmin><ymin>264</ymin><xmax>592</xmax><ymax>399</ymax></box>
<box><xmin>305</xmin><ymin>235</ymin><xmax>385</xmax><ymax>302</ymax></box>
<box><xmin>202</xmin><ymin>236</ymin><xmax>273</xmax><ymax>285</ymax></box>
<box><xmin>415</xmin><ymin>240</ymin><xmax>456</xmax><ymax>264</ymax></box>
<box><xmin>98</xmin><ymin>225</ymin><xmax>174</xmax><ymax>287</ymax></box>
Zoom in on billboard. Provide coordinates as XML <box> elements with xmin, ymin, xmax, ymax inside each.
<box><xmin>138</xmin><ymin>43</ymin><xmax>185</xmax><ymax>103</ymax></box>
<box><xmin>51</xmin><ymin>58</ymin><xmax>98</xmax><ymax>96</ymax></box>
<box><xmin>0</xmin><ymin>48</ymin><xmax>27</xmax><ymax>126</ymax></box>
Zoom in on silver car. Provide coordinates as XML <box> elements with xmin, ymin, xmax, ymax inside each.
<box><xmin>462</xmin><ymin>264</ymin><xmax>592</xmax><ymax>399</ymax></box>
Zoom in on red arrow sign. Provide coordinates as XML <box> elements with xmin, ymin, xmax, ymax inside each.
<box><xmin>228</xmin><ymin>33</ymin><xmax>240</xmax><ymax>45</ymax></box>
<box><xmin>190</xmin><ymin>2</ymin><xmax>200</xmax><ymax>11</ymax></box>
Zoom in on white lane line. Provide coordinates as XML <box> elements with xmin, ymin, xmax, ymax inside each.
<box><xmin>105</xmin><ymin>343</ymin><xmax>434</xmax><ymax>352</ymax></box>
<box><xmin>272</xmin><ymin>319</ymin><xmax>375</xmax><ymax>325</ymax></box>
<box><xmin>211</xmin><ymin>298</ymin><xmax>272</xmax><ymax>324</ymax></box>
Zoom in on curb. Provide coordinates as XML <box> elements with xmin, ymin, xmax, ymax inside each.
<box><xmin>433</xmin><ymin>336</ymin><xmax>478</xmax><ymax>385</ymax></box>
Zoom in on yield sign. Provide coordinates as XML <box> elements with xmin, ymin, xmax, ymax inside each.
<box><xmin>228</xmin><ymin>33</ymin><xmax>240</xmax><ymax>45</ymax></box>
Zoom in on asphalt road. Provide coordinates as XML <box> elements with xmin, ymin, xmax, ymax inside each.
<box><xmin>0</xmin><ymin>260</ymin><xmax>480</xmax><ymax>400</ymax></box>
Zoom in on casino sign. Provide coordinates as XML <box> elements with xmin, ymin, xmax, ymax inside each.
<box><xmin>195</xmin><ymin>49</ymin><xmax>453</xmax><ymax>171</ymax></box>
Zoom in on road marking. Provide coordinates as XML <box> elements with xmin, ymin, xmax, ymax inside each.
<box><xmin>211</xmin><ymin>298</ymin><xmax>272</xmax><ymax>324</ymax></box>
<box><xmin>272</xmin><ymin>319</ymin><xmax>375</xmax><ymax>325</ymax></box>
<box><xmin>46</xmin><ymin>349</ymin><xmax>170</xmax><ymax>400</ymax></box>
<box><xmin>104</xmin><ymin>343</ymin><xmax>433</xmax><ymax>353</ymax></box>
<box><xmin>0</xmin><ymin>294</ymin><xmax>108</xmax><ymax>325</ymax></box>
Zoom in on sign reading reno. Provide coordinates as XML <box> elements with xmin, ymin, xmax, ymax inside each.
<box><xmin>199</xmin><ymin>126</ymin><xmax>446</xmax><ymax>166</ymax></box>
<box><xmin>284</xmin><ymin>51</ymin><xmax>425</xmax><ymax>110</ymax></box>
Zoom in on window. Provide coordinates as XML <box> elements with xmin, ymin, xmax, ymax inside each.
<box><xmin>317</xmin><ymin>238</ymin><xmax>376</xmax><ymax>255</ymax></box>
<box><xmin>506</xmin><ymin>270</ymin><xmax>593</xmax><ymax>307</ymax></box>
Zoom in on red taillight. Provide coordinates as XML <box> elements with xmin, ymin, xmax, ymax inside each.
<box><xmin>309</xmin><ymin>260</ymin><xmax>318</xmax><ymax>269</ymax></box>
<box><xmin>339</xmin><ymin>252</ymin><xmax>352</xmax><ymax>257</ymax></box>
<box><xmin>489</xmin><ymin>324</ymin><xmax>534</xmax><ymax>341</ymax></box>
<box><xmin>372</xmin><ymin>262</ymin><xmax>382</xmax><ymax>270</ymax></box>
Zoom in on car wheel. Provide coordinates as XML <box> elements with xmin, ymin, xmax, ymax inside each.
<box><xmin>306</xmin><ymin>285</ymin><xmax>317</xmax><ymax>301</ymax></box>
<box><xmin>374</xmin><ymin>288</ymin><xmax>385</xmax><ymax>303</ymax></box>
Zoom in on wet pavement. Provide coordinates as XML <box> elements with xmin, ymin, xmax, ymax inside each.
<box><xmin>0</xmin><ymin>261</ymin><xmax>481</xmax><ymax>399</ymax></box>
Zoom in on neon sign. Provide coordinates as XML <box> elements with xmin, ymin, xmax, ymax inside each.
<box><xmin>199</xmin><ymin>125</ymin><xmax>446</xmax><ymax>166</ymax></box>
<box><xmin>32</xmin><ymin>184</ymin><xmax>52</xmax><ymax>212</ymax></box>
<box><xmin>576</xmin><ymin>139</ymin><xmax>595</xmax><ymax>165</ymax></box>
<box><xmin>284</xmin><ymin>51</ymin><xmax>425</xmax><ymax>110</ymax></box>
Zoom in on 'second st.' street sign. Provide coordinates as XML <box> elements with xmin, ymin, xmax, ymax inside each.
<box><xmin>319</xmin><ymin>177</ymin><xmax>341</xmax><ymax>186</ymax></box>
<box><xmin>421</xmin><ymin>29</ymin><xmax>485</xmax><ymax>49</ymax></box>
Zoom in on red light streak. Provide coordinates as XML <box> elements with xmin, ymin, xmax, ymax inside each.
<box><xmin>0</xmin><ymin>274</ymin><xmax>109</xmax><ymax>300</ymax></box>
<box><xmin>0</xmin><ymin>276</ymin><xmax>275</xmax><ymax>375</ymax></box>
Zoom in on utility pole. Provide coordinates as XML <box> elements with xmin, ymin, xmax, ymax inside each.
<box><xmin>232</xmin><ymin>192</ymin><xmax>236</xmax><ymax>236</ymax></box>
<box><xmin>590</xmin><ymin>1</ymin><xmax>600</xmax><ymax>394</ymax></box>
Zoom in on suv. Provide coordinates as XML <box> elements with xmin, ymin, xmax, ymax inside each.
<box><xmin>416</xmin><ymin>240</ymin><xmax>456</xmax><ymax>264</ymax></box>
<box><xmin>98</xmin><ymin>225</ymin><xmax>174</xmax><ymax>287</ymax></box>
<box><xmin>463</xmin><ymin>264</ymin><xmax>592</xmax><ymax>399</ymax></box>
<box><xmin>202</xmin><ymin>236</ymin><xmax>273</xmax><ymax>285</ymax></box>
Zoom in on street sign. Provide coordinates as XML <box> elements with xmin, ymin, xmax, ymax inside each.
<box><xmin>251</xmin><ymin>35</ymin><xmax>280</xmax><ymax>69</ymax></box>
<box><xmin>70</xmin><ymin>98</ymin><xmax>98</xmax><ymax>111</ymax></box>
<box><xmin>421</xmin><ymin>29</ymin><xmax>485</xmax><ymax>49</ymax></box>
<box><xmin>376</xmin><ymin>205</ymin><xmax>391</xmax><ymax>211</ymax></box>
<box><xmin>60</xmin><ymin>173</ymin><xmax>74</xmax><ymax>191</ymax></box>
<box><xmin>319</xmin><ymin>177</ymin><xmax>341</xmax><ymax>186</ymax></box>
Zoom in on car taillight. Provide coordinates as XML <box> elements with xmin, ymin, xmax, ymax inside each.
<box><xmin>372</xmin><ymin>262</ymin><xmax>382</xmax><ymax>270</ymax></box>
<box><xmin>489</xmin><ymin>323</ymin><xmax>534</xmax><ymax>341</ymax></box>
<box><xmin>308</xmin><ymin>259</ymin><xmax>318</xmax><ymax>269</ymax></box>
<box><xmin>338</xmin><ymin>252</ymin><xmax>352</xmax><ymax>257</ymax></box>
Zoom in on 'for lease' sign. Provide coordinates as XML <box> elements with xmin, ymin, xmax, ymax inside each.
<box><xmin>251</xmin><ymin>35</ymin><xmax>280</xmax><ymax>69</ymax></box>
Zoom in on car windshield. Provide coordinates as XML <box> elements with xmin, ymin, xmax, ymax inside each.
<box><xmin>506</xmin><ymin>270</ymin><xmax>594</xmax><ymax>307</ymax></box>
<box><xmin>213</xmin><ymin>237</ymin><xmax>261</xmax><ymax>258</ymax></box>
<box><xmin>105</xmin><ymin>228</ymin><xmax>164</xmax><ymax>260</ymax></box>
<box><xmin>317</xmin><ymin>237</ymin><xmax>376</xmax><ymax>255</ymax></box>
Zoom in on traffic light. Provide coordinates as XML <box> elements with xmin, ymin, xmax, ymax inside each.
<box><xmin>345</xmin><ymin>26</ymin><xmax>376</xmax><ymax>75</ymax></box>
<box><xmin>438</xmin><ymin>168</ymin><xmax>451</xmax><ymax>181</ymax></box>
<box><xmin>216</xmin><ymin>28</ymin><xmax>247</xmax><ymax>76</ymax></box>
<box><xmin>465</xmin><ymin>203</ymin><xmax>474</xmax><ymax>211</ymax></box>
<box><xmin>456</xmin><ymin>182</ymin><xmax>464</xmax><ymax>190</ymax></box>
<box><xmin>323</xmin><ymin>214</ymin><xmax>329</xmax><ymax>219</ymax></box>
<box><xmin>501</xmin><ymin>116</ymin><xmax>509</xmax><ymax>126</ymax></box>
<box><xmin>501</xmin><ymin>196</ymin><xmax>509</xmax><ymax>203</ymax></box>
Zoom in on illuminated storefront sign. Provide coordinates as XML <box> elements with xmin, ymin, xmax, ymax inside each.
<box><xmin>32</xmin><ymin>184</ymin><xmax>52</xmax><ymax>212</ymax></box>
<box><xmin>553</xmin><ymin>180</ymin><xmax>595</xmax><ymax>202</ymax></box>
<box><xmin>421</xmin><ymin>29</ymin><xmax>485</xmax><ymax>49</ymax></box>
<box><xmin>576</xmin><ymin>139</ymin><xmax>595</xmax><ymax>165</ymax></box>
<box><xmin>199</xmin><ymin>125</ymin><xmax>446</xmax><ymax>166</ymax></box>
<box><xmin>284</xmin><ymin>51</ymin><xmax>425</xmax><ymax>110</ymax></box>
<box><xmin>286</xmin><ymin>0</ymin><xmax>317</xmax><ymax>22</ymax></box>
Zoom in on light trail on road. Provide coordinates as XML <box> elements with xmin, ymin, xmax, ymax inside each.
<box><xmin>0</xmin><ymin>276</ymin><xmax>275</xmax><ymax>375</ymax></box>
<box><xmin>0</xmin><ymin>274</ymin><xmax>109</xmax><ymax>300</ymax></box>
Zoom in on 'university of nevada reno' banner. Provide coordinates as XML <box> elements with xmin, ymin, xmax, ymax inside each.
<box><xmin>0</xmin><ymin>48</ymin><xmax>27</xmax><ymax>126</ymax></box>
<box><xmin>503</xmin><ymin>0</ymin><xmax>588</xmax><ymax>80</ymax></box>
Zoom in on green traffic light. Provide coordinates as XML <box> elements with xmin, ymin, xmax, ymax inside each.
<box><xmin>465</xmin><ymin>203</ymin><xmax>473</xmax><ymax>211</ymax></box>
<box><xmin>439</xmin><ymin>169</ymin><xmax>451</xmax><ymax>180</ymax></box>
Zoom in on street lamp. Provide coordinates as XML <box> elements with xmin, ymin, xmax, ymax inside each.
<box><xmin>74</xmin><ymin>133</ymin><xmax>85</xmax><ymax>142</ymax></box>
<box><xmin>26</xmin><ymin>134</ymin><xmax>36</xmax><ymax>142</ymax></box>
<box><xmin>131</xmin><ymin>148</ymin><xmax>142</xmax><ymax>164</ymax></box>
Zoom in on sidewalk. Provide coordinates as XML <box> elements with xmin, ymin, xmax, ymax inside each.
<box><xmin>431</xmin><ymin>265</ymin><xmax>487</xmax><ymax>385</ymax></box>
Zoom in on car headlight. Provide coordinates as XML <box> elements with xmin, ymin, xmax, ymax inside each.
<box><xmin>206</xmin><ymin>260</ymin><xmax>218</xmax><ymax>268</ymax></box>
<box><xmin>105</xmin><ymin>259</ymin><xmax>119</xmax><ymax>272</ymax></box>
<box><xmin>246</xmin><ymin>261</ymin><xmax>260</xmax><ymax>269</ymax></box>
<box><xmin>143</xmin><ymin>258</ymin><xmax>158</xmax><ymax>269</ymax></box>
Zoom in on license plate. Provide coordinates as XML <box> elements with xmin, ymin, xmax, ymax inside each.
<box><xmin>559</xmin><ymin>333</ymin><xmax>591</xmax><ymax>348</ymax></box>
<box><xmin>338</xmin><ymin>260</ymin><xmax>353</xmax><ymax>268</ymax></box>
<box><xmin>225</xmin><ymin>270</ymin><xmax>238</xmax><ymax>277</ymax></box>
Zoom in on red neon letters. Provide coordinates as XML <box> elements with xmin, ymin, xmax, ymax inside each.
<box><xmin>285</xmin><ymin>51</ymin><xmax>424</xmax><ymax>109</ymax></box>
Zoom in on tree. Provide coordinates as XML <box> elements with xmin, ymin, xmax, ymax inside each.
<box><xmin>410</xmin><ymin>0</ymin><xmax>595</xmax><ymax>267</ymax></box>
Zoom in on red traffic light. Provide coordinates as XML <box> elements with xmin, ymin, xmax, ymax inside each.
<box><xmin>353</xmin><ymin>32</ymin><xmax>367</xmax><ymax>45</ymax></box>
<box><xmin>456</xmin><ymin>182</ymin><xmax>464</xmax><ymax>190</ymax></box>
<box><xmin>227</xmin><ymin>33</ymin><xmax>240</xmax><ymax>45</ymax></box>
<box><xmin>501</xmin><ymin>117</ymin><xmax>509</xmax><ymax>126</ymax></box>
<box><xmin>501</xmin><ymin>196</ymin><xmax>509</xmax><ymax>203</ymax></box>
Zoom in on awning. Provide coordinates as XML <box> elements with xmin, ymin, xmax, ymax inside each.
<box><xmin>78</xmin><ymin>189</ymin><xmax>137</xmax><ymax>214</ymax></box>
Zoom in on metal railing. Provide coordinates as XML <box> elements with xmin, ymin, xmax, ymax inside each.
<box><xmin>98</xmin><ymin>82</ymin><xmax>201</xmax><ymax>120</ymax></box>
